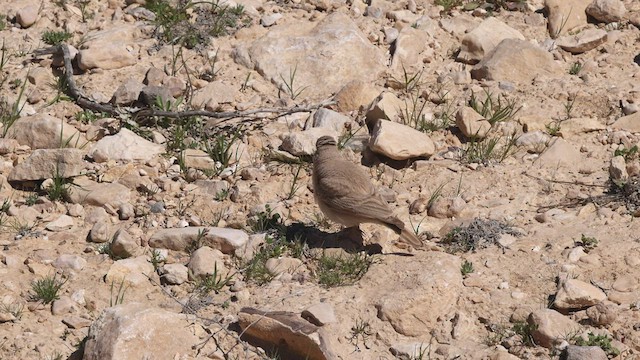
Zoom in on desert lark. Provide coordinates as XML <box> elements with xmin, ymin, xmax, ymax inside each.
<box><xmin>312</xmin><ymin>135</ymin><xmax>424</xmax><ymax>249</ymax></box>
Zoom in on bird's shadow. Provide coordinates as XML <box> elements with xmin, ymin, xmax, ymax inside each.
<box><xmin>285</xmin><ymin>223</ymin><xmax>414</xmax><ymax>256</ymax></box>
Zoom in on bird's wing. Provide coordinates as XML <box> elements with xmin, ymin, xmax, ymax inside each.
<box><xmin>317</xmin><ymin>175</ymin><xmax>394</xmax><ymax>220</ymax></box>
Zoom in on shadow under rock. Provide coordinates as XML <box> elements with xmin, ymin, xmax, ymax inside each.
<box><xmin>286</xmin><ymin>222</ymin><xmax>383</xmax><ymax>255</ymax></box>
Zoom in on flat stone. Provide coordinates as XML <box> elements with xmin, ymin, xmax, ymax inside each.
<box><xmin>181</xmin><ymin>149</ymin><xmax>216</xmax><ymax>170</ymax></box>
<box><xmin>83</xmin><ymin>303</ymin><xmax>203</xmax><ymax>360</ymax></box>
<box><xmin>9</xmin><ymin>114</ymin><xmax>86</xmax><ymax>149</ymax></box>
<box><xmin>188</xmin><ymin>246</ymin><xmax>227</xmax><ymax>280</ymax></box>
<box><xmin>265</xmin><ymin>257</ymin><xmax>304</xmax><ymax>276</ymax></box>
<box><xmin>160</xmin><ymin>263</ymin><xmax>189</xmax><ymax>285</ymax></box>
<box><xmin>301</xmin><ymin>302</ymin><xmax>337</xmax><ymax>326</ymax></box>
<box><xmin>149</xmin><ymin>227</ymin><xmax>249</xmax><ymax>254</ymax></box>
<box><xmin>46</xmin><ymin>215</ymin><xmax>75</xmax><ymax>232</ymax></box>
<box><xmin>562</xmin><ymin>345</ymin><xmax>608</xmax><ymax>360</ymax></box>
<box><xmin>471</xmin><ymin>39</ymin><xmax>563</xmax><ymax>84</ymax></box>
<box><xmin>458</xmin><ymin>17</ymin><xmax>524</xmax><ymax>64</ymax></box>
<box><xmin>105</xmin><ymin>256</ymin><xmax>154</xmax><ymax>287</ymax></box>
<box><xmin>280</xmin><ymin>128</ymin><xmax>338</xmax><ymax>157</ymax></box>
<box><xmin>66</xmin><ymin>178</ymin><xmax>131</xmax><ymax>208</ymax></box>
<box><xmin>369</xmin><ymin>119</ymin><xmax>435</xmax><ymax>160</ymax></box>
<box><xmin>52</xmin><ymin>296</ymin><xmax>77</xmax><ymax>315</ymax></box>
<box><xmin>586</xmin><ymin>0</ymin><xmax>626</xmax><ymax>23</ymax></box>
<box><xmin>62</xmin><ymin>315</ymin><xmax>92</xmax><ymax>329</ymax></box>
<box><xmin>313</xmin><ymin>108</ymin><xmax>350</xmax><ymax>132</ymax></box>
<box><xmin>365</xmin><ymin>92</ymin><xmax>403</xmax><ymax>125</ymax></box>
<box><xmin>456</xmin><ymin>107</ymin><xmax>491</xmax><ymax>138</ymax></box>
<box><xmin>191</xmin><ymin>81</ymin><xmax>238</xmax><ymax>110</ymax></box>
<box><xmin>53</xmin><ymin>254</ymin><xmax>87</xmax><ymax>271</ymax></box>
<box><xmin>78</xmin><ymin>44</ymin><xmax>136</xmax><ymax>71</ymax></box>
<box><xmin>585</xmin><ymin>302</ymin><xmax>618</xmax><ymax>326</ymax></box>
<box><xmin>545</xmin><ymin>0</ymin><xmax>591</xmax><ymax>38</ymax></box>
<box><xmin>535</xmin><ymin>138</ymin><xmax>583</xmax><ymax>169</ymax></box>
<box><xmin>89</xmin><ymin>128</ymin><xmax>164</xmax><ymax>163</ymax></box>
<box><xmin>556</xmin><ymin>29</ymin><xmax>608</xmax><ymax>54</ymax></box>
<box><xmin>528</xmin><ymin>309</ymin><xmax>581</xmax><ymax>348</ymax></box>
<box><xmin>9</xmin><ymin>148</ymin><xmax>85</xmax><ymax>182</ymax></box>
<box><xmin>554</xmin><ymin>279</ymin><xmax>607</xmax><ymax>310</ymax></box>
<box><xmin>611</xmin><ymin>111</ymin><xmax>640</xmax><ymax>133</ymax></box>
<box><xmin>234</xmin><ymin>12</ymin><xmax>386</xmax><ymax>100</ymax></box>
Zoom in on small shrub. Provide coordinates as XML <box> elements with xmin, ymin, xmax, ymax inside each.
<box><xmin>41</xmin><ymin>31</ymin><xmax>73</xmax><ymax>46</ymax></box>
<box><xmin>512</xmin><ymin>321</ymin><xmax>537</xmax><ymax>347</ymax></box>
<box><xmin>243</xmin><ymin>235</ymin><xmax>288</xmax><ymax>285</ymax></box>
<box><xmin>574</xmin><ymin>332</ymin><xmax>620</xmax><ymax>357</ymax></box>
<box><xmin>205</xmin><ymin>129</ymin><xmax>241</xmax><ymax>175</ymax></box>
<box><xmin>441</xmin><ymin>218</ymin><xmax>521</xmax><ymax>253</ymax></box>
<box><xmin>576</xmin><ymin>234</ymin><xmax>598</xmax><ymax>253</ymax></box>
<box><xmin>193</xmin><ymin>262</ymin><xmax>234</xmax><ymax>294</ymax></box>
<box><xmin>30</xmin><ymin>274</ymin><xmax>66</xmax><ymax>304</ymax></box>
<box><xmin>469</xmin><ymin>90</ymin><xmax>520</xmax><ymax>126</ymax></box>
<box><xmin>248</xmin><ymin>205</ymin><xmax>285</xmax><ymax>236</ymax></box>
<box><xmin>348</xmin><ymin>318</ymin><xmax>373</xmax><ymax>349</ymax></box>
<box><xmin>148</xmin><ymin>249</ymin><xmax>165</xmax><ymax>271</ymax></box>
<box><xmin>435</xmin><ymin>0</ymin><xmax>463</xmax><ymax>12</ymax></box>
<box><xmin>316</xmin><ymin>252</ymin><xmax>374</xmax><ymax>287</ymax></box>
<box><xmin>460</xmin><ymin>260</ymin><xmax>474</xmax><ymax>276</ymax></box>
<box><xmin>614</xmin><ymin>145</ymin><xmax>639</xmax><ymax>161</ymax></box>
<box><xmin>569</xmin><ymin>62</ymin><xmax>582</xmax><ymax>75</ymax></box>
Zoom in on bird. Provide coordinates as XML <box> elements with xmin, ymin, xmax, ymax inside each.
<box><xmin>312</xmin><ymin>135</ymin><xmax>425</xmax><ymax>249</ymax></box>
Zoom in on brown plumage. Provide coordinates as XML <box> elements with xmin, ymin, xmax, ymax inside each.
<box><xmin>312</xmin><ymin>136</ymin><xmax>424</xmax><ymax>249</ymax></box>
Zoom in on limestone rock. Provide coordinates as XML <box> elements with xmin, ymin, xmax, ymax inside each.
<box><xmin>535</xmin><ymin>138</ymin><xmax>583</xmax><ymax>169</ymax></box>
<box><xmin>528</xmin><ymin>309</ymin><xmax>581</xmax><ymax>348</ymax></box>
<box><xmin>78</xmin><ymin>44</ymin><xmax>136</xmax><ymax>70</ymax></box>
<box><xmin>265</xmin><ymin>257</ymin><xmax>304</xmax><ymax>276</ymax></box>
<box><xmin>369</xmin><ymin>120</ymin><xmax>435</xmax><ymax>160</ymax></box>
<box><xmin>334</xmin><ymin>80</ymin><xmax>379</xmax><ymax>112</ymax></box>
<box><xmin>302</xmin><ymin>303</ymin><xmax>337</xmax><ymax>326</ymax></box>
<box><xmin>0</xmin><ymin>139</ymin><xmax>19</xmax><ymax>155</ymax></box>
<box><xmin>110</xmin><ymin>78</ymin><xmax>144</xmax><ymax>105</ymax></box>
<box><xmin>313</xmin><ymin>108</ymin><xmax>350</xmax><ymax>132</ymax></box>
<box><xmin>181</xmin><ymin>149</ymin><xmax>216</xmax><ymax>171</ymax></box>
<box><xmin>110</xmin><ymin>229</ymin><xmax>141</xmax><ymax>259</ymax></box>
<box><xmin>428</xmin><ymin>196</ymin><xmax>467</xmax><ymax>219</ymax></box>
<box><xmin>366</xmin><ymin>92</ymin><xmax>403</xmax><ymax>125</ymax></box>
<box><xmin>89</xmin><ymin>220</ymin><xmax>112</xmax><ymax>243</ymax></box>
<box><xmin>160</xmin><ymin>263</ymin><xmax>189</xmax><ymax>285</ymax></box>
<box><xmin>188</xmin><ymin>246</ymin><xmax>227</xmax><ymax>280</ymax></box>
<box><xmin>66</xmin><ymin>178</ymin><xmax>131</xmax><ymax>208</ymax></box>
<box><xmin>554</xmin><ymin>279</ymin><xmax>607</xmax><ymax>310</ymax></box>
<box><xmin>586</xmin><ymin>302</ymin><xmax>618</xmax><ymax>326</ymax></box>
<box><xmin>375</xmin><ymin>252</ymin><xmax>462</xmax><ymax>336</ymax></box>
<box><xmin>238</xmin><ymin>307</ymin><xmax>336</xmax><ymax>360</ymax></box>
<box><xmin>611</xmin><ymin>109</ymin><xmax>640</xmax><ymax>132</ymax></box>
<box><xmin>609</xmin><ymin>155</ymin><xmax>628</xmax><ymax>183</ymax></box>
<box><xmin>16</xmin><ymin>5</ymin><xmax>38</xmax><ymax>27</ymax></box>
<box><xmin>562</xmin><ymin>345</ymin><xmax>608</xmax><ymax>360</ymax></box>
<box><xmin>83</xmin><ymin>303</ymin><xmax>202</xmax><ymax>360</ymax></box>
<box><xmin>149</xmin><ymin>227</ymin><xmax>249</xmax><ymax>254</ymax></box>
<box><xmin>89</xmin><ymin>128</ymin><xmax>164</xmax><ymax>163</ymax></box>
<box><xmin>9</xmin><ymin>114</ymin><xmax>86</xmax><ymax>149</ymax></box>
<box><xmin>53</xmin><ymin>254</ymin><xmax>87</xmax><ymax>271</ymax></box>
<box><xmin>586</xmin><ymin>0</ymin><xmax>626</xmax><ymax>23</ymax></box>
<box><xmin>545</xmin><ymin>0</ymin><xmax>591</xmax><ymax>38</ymax></box>
<box><xmin>51</xmin><ymin>296</ymin><xmax>77</xmax><ymax>315</ymax></box>
<box><xmin>280</xmin><ymin>128</ymin><xmax>338</xmax><ymax>157</ymax></box>
<box><xmin>458</xmin><ymin>17</ymin><xmax>525</xmax><ymax>64</ymax></box>
<box><xmin>556</xmin><ymin>29</ymin><xmax>608</xmax><ymax>54</ymax></box>
<box><xmin>456</xmin><ymin>107</ymin><xmax>491</xmax><ymax>138</ymax></box>
<box><xmin>471</xmin><ymin>39</ymin><xmax>563</xmax><ymax>84</ymax></box>
<box><xmin>191</xmin><ymin>81</ymin><xmax>238</xmax><ymax>110</ymax></box>
<box><xmin>8</xmin><ymin>149</ymin><xmax>85</xmax><ymax>182</ymax></box>
<box><xmin>46</xmin><ymin>215</ymin><xmax>75</xmax><ymax>232</ymax></box>
<box><xmin>105</xmin><ymin>256</ymin><xmax>154</xmax><ymax>287</ymax></box>
<box><xmin>389</xmin><ymin>27</ymin><xmax>435</xmax><ymax>76</ymax></box>
<box><xmin>234</xmin><ymin>12</ymin><xmax>386</xmax><ymax>100</ymax></box>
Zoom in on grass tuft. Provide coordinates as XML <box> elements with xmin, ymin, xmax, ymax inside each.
<box><xmin>441</xmin><ymin>218</ymin><xmax>521</xmax><ymax>253</ymax></box>
<box><xmin>315</xmin><ymin>252</ymin><xmax>374</xmax><ymax>287</ymax></box>
<box><xmin>41</xmin><ymin>31</ymin><xmax>72</xmax><ymax>46</ymax></box>
<box><xmin>30</xmin><ymin>274</ymin><xmax>66</xmax><ymax>304</ymax></box>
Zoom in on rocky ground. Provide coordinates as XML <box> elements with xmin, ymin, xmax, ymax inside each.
<box><xmin>0</xmin><ymin>0</ymin><xmax>639</xmax><ymax>359</ymax></box>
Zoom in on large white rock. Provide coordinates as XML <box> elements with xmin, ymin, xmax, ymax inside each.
<box><xmin>554</xmin><ymin>279</ymin><xmax>607</xmax><ymax>309</ymax></box>
<box><xmin>457</xmin><ymin>17</ymin><xmax>525</xmax><ymax>64</ymax></box>
<box><xmin>556</xmin><ymin>29</ymin><xmax>608</xmax><ymax>54</ymax></box>
<box><xmin>234</xmin><ymin>12</ymin><xmax>386</xmax><ymax>100</ymax></box>
<box><xmin>586</xmin><ymin>0</ymin><xmax>626</xmax><ymax>23</ymax></box>
<box><xmin>89</xmin><ymin>128</ymin><xmax>164</xmax><ymax>163</ymax></box>
<box><xmin>149</xmin><ymin>227</ymin><xmax>249</xmax><ymax>254</ymax></box>
<box><xmin>369</xmin><ymin>119</ymin><xmax>435</xmax><ymax>160</ymax></box>
<box><xmin>528</xmin><ymin>309</ymin><xmax>581</xmax><ymax>348</ymax></box>
<box><xmin>83</xmin><ymin>303</ymin><xmax>203</xmax><ymax>360</ymax></box>
<box><xmin>9</xmin><ymin>114</ymin><xmax>86</xmax><ymax>149</ymax></box>
<box><xmin>545</xmin><ymin>0</ymin><xmax>591</xmax><ymax>38</ymax></box>
<box><xmin>8</xmin><ymin>149</ymin><xmax>85</xmax><ymax>182</ymax></box>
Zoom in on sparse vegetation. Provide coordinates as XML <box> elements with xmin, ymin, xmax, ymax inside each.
<box><xmin>41</xmin><ymin>31</ymin><xmax>73</xmax><ymax>46</ymax></box>
<box><xmin>109</xmin><ymin>279</ymin><xmax>128</xmax><ymax>306</ymax></box>
<box><xmin>315</xmin><ymin>252</ymin><xmax>374</xmax><ymax>287</ymax></box>
<box><xmin>512</xmin><ymin>321</ymin><xmax>537</xmax><ymax>347</ymax></box>
<box><xmin>279</xmin><ymin>63</ymin><xmax>308</xmax><ymax>100</ymax></box>
<box><xmin>460</xmin><ymin>260</ymin><xmax>474</xmax><ymax>276</ymax></box>
<box><xmin>242</xmin><ymin>235</ymin><xmax>288</xmax><ymax>285</ymax></box>
<box><xmin>461</xmin><ymin>131</ymin><xmax>519</xmax><ymax>165</ymax></box>
<box><xmin>614</xmin><ymin>145</ymin><xmax>639</xmax><ymax>161</ymax></box>
<box><xmin>576</xmin><ymin>234</ymin><xmax>598</xmax><ymax>253</ymax></box>
<box><xmin>469</xmin><ymin>90</ymin><xmax>520</xmax><ymax>126</ymax></box>
<box><xmin>348</xmin><ymin>318</ymin><xmax>373</xmax><ymax>350</ymax></box>
<box><xmin>248</xmin><ymin>205</ymin><xmax>285</xmax><ymax>235</ymax></box>
<box><xmin>435</xmin><ymin>0</ymin><xmax>463</xmax><ymax>13</ymax></box>
<box><xmin>148</xmin><ymin>249</ymin><xmax>165</xmax><ymax>271</ymax></box>
<box><xmin>569</xmin><ymin>62</ymin><xmax>582</xmax><ymax>75</ymax></box>
<box><xmin>441</xmin><ymin>218</ymin><xmax>521</xmax><ymax>253</ymax></box>
<box><xmin>30</xmin><ymin>274</ymin><xmax>66</xmax><ymax>305</ymax></box>
<box><xmin>193</xmin><ymin>263</ymin><xmax>235</xmax><ymax>294</ymax></box>
<box><xmin>573</xmin><ymin>332</ymin><xmax>620</xmax><ymax>357</ymax></box>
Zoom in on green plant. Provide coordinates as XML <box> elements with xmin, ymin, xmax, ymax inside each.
<box><xmin>248</xmin><ymin>205</ymin><xmax>285</xmax><ymax>235</ymax></box>
<box><xmin>348</xmin><ymin>318</ymin><xmax>373</xmax><ymax>350</ymax></box>
<box><xmin>574</xmin><ymin>333</ymin><xmax>620</xmax><ymax>356</ymax></box>
<box><xmin>576</xmin><ymin>234</ymin><xmax>598</xmax><ymax>253</ymax></box>
<box><xmin>614</xmin><ymin>145</ymin><xmax>638</xmax><ymax>161</ymax></box>
<box><xmin>469</xmin><ymin>90</ymin><xmax>520</xmax><ymax>126</ymax></box>
<box><xmin>145</xmin><ymin>0</ymin><xmax>246</xmax><ymax>48</ymax></box>
<box><xmin>47</xmin><ymin>74</ymin><xmax>72</xmax><ymax>105</ymax></box>
<box><xmin>76</xmin><ymin>0</ymin><xmax>93</xmax><ymax>22</ymax></box>
<box><xmin>564</xmin><ymin>97</ymin><xmax>576</xmax><ymax>120</ymax></box>
<box><xmin>75</xmin><ymin>110</ymin><xmax>105</xmax><ymax>124</ymax></box>
<box><xmin>545</xmin><ymin>120</ymin><xmax>563</xmax><ymax>136</ymax></box>
<box><xmin>512</xmin><ymin>321</ymin><xmax>537</xmax><ymax>347</ymax></box>
<box><xmin>461</xmin><ymin>132</ymin><xmax>519</xmax><ymax>165</ymax></box>
<box><xmin>569</xmin><ymin>62</ymin><xmax>582</xmax><ymax>75</ymax></box>
<box><xmin>316</xmin><ymin>252</ymin><xmax>374</xmax><ymax>287</ymax></box>
<box><xmin>46</xmin><ymin>166</ymin><xmax>71</xmax><ymax>202</ymax></box>
<box><xmin>41</xmin><ymin>31</ymin><xmax>72</xmax><ymax>46</ymax></box>
<box><xmin>286</xmin><ymin>164</ymin><xmax>304</xmax><ymax>200</ymax></box>
<box><xmin>427</xmin><ymin>183</ymin><xmax>446</xmax><ymax>210</ymax></box>
<box><xmin>279</xmin><ymin>63</ymin><xmax>308</xmax><ymax>100</ymax></box>
<box><xmin>0</xmin><ymin>301</ymin><xmax>24</xmax><ymax>320</ymax></box>
<box><xmin>30</xmin><ymin>274</ymin><xmax>66</xmax><ymax>304</ymax></box>
<box><xmin>186</xmin><ymin>228</ymin><xmax>208</xmax><ymax>254</ymax></box>
<box><xmin>243</xmin><ymin>235</ymin><xmax>287</xmax><ymax>285</ymax></box>
<box><xmin>148</xmin><ymin>249</ymin><xmax>165</xmax><ymax>271</ymax></box>
<box><xmin>460</xmin><ymin>260</ymin><xmax>474</xmax><ymax>276</ymax></box>
<box><xmin>0</xmin><ymin>72</ymin><xmax>28</xmax><ymax>138</ymax></box>
<box><xmin>193</xmin><ymin>262</ymin><xmax>235</xmax><ymax>294</ymax></box>
<box><xmin>0</xmin><ymin>198</ymin><xmax>10</xmax><ymax>213</ymax></box>
<box><xmin>24</xmin><ymin>193</ymin><xmax>38</xmax><ymax>206</ymax></box>
<box><xmin>205</xmin><ymin>128</ymin><xmax>241</xmax><ymax>175</ymax></box>
<box><xmin>0</xmin><ymin>15</ymin><xmax>6</xmax><ymax>31</ymax></box>
<box><xmin>214</xmin><ymin>188</ymin><xmax>229</xmax><ymax>201</ymax></box>
<box><xmin>109</xmin><ymin>279</ymin><xmax>128</xmax><ymax>306</ymax></box>
<box><xmin>435</xmin><ymin>0</ymin><xmax>463</xmax><ymax>12</ymax></box>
